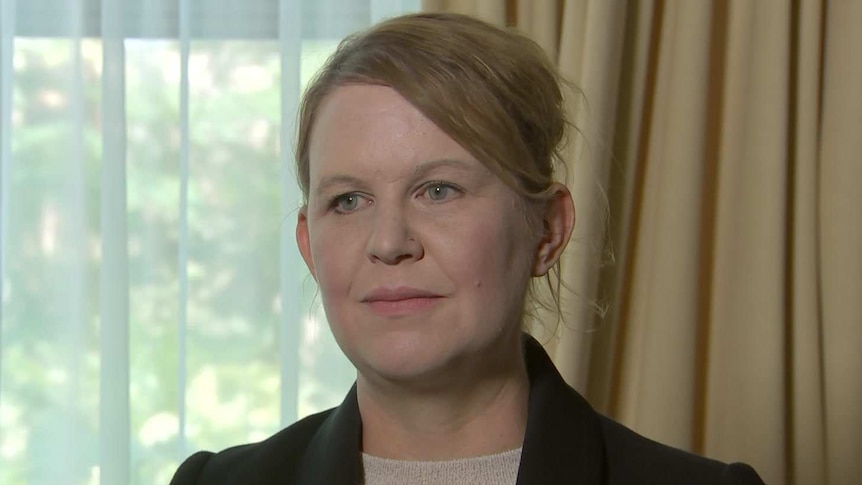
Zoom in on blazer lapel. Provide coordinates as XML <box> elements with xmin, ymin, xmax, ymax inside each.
<box><xmin>296</xmin><ymin>385</ymin><xmax>363</xmax><ymax>485</ymax></box>
<box><xmin>293</xmin><ymin>337</ymin><xmax>607</xmax><ymax>485</ymax></box>
<box><xmin>516</xmin><ymin>336</ymin><xmax>607</xmax><ymax>484</ymax></box>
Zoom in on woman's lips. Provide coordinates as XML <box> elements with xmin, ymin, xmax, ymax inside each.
<box><xmin>361</xmin><ymin>287</ymin><xmax>444</xmax><ymax>317</ymax></box>
<box><xmin>365</xmin><ymin>297</ymin><xmax>442</xmax><ymax>316</ymax></box>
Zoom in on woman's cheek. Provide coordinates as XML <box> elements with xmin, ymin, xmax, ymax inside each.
<box><xmin>316</xmin><ymin>221</ymin><xmax>370</xmax><ymax>288</ymax></box>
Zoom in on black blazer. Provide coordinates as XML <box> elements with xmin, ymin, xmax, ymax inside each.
<box><xmin>171</xmin><ymin>336</ymin><xmax>764</xmax><ymax>484</ymax></box>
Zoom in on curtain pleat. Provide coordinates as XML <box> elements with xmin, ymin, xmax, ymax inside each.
<box><xmin>788</xmin><ymin>0</ymin><xmax>827</xmax><ymax>482</ymax></box>
<box><xmin>176</xmin><ymin>0</ymin><xmax>191</xmax><ymax>462</ymax></box>
<box><xmin>819</xmin><ymin>1</ymin><xmax>862</xmax><ymax>482</ymax></box>
<box><xmin>585</xmin><ymin>0</ymin><xmax>656</xmax><ymax>414</ymax></box>
<box><xmin>515</xmin><ymin>0</ymin><xmax>559</xmax><ymax>60</ymax></box>
<box><xmin>42</xmin><ymin>0</ymin><xmax>91</xmax><ymax>481</ymax></box>
<box><xmin>704</xmin><ymin>3</ymin><xmax>790</xmax><ymax>481</ymax></box>
<box><xmin>616</xmin><ymin>0</ymin><xmax>718</xmax><ymax>451</ymax></box>
<box><xmin>278</xmin><ymin>0</ymin><xmax>302</xmax><ymax>428</ymax></box>
<box><xmin>98</xmin><ymin>0</ymin><xmax>130</xmax><ymax>482</ymax></box>
<box><xmin>422</xmin><ymin>0</ymin><xmax>506</xmax><ymax>24</ymax></box>
<box><xmin>0</xmin><ymin>0</ymin><xmax>14</xmax><ymax>450</ymax></box>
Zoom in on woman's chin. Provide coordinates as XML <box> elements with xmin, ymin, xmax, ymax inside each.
<box><xmin>350</xmin><ymin>337</ymin><xmax>465</xmax><ymax>389</ymax></box>
<box><xmin>332</xmin><ymin>320</ymin><xmax>517</xmax><ymax>390</ymax></box>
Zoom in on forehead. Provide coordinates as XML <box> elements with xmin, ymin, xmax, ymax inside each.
<box><xmin>307</xmin><ymin>84</ymin><xmax>479</xmax><ymax>183</ymax></box>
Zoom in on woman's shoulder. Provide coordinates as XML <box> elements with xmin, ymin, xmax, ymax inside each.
<box><xmin>596</xmin><ymin>415</ymin><xmax>763</xmax><ymax>484</ymax></box>
<box><xmin>169</xmin><ymin>407</ymin><xmax>337</xmax><ymax>485</ymax></box>
<box><xmin>521</xmin><ymin>334</ymin><xmax>763</xmax><ymax>484</ymax></box>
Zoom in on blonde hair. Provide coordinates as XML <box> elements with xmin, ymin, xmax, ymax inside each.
<box><xmin>296</xmin><ymin>12</ymin><xmax>573</xmax><ymax>325</ymax></box>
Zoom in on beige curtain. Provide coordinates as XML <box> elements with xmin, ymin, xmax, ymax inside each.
<box><xmin>423</xmin><ymin>1</ymin><xmax>861</xmax><ymax>484</ymax></box>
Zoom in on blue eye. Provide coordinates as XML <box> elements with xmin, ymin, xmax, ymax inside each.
<box><xmin>425</xmin><ymin>182</ymin><xmax>457</xmax><ymax>201</ymax></box>
<box><xmin>331</xmin><ymin>193</ymin><xmax>367</xmax><ymax>214</ymax></box>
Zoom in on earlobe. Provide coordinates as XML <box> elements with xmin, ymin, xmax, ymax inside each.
<box><xmin>532</xmin><ymin>183</ymin><xmax>576</xmax><ymax>276</ymax></box>
<box><xmin>296</xmin><ymin>208</ymin><xmax>317</xmax><ymax>279</ymax></box>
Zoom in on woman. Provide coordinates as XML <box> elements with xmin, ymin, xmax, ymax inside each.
<box><xmin>172</xmin><ymin>13</ymin><xmax>763</xmax><ymax>485</ymax></box>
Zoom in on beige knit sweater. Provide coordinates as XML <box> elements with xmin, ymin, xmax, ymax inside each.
<box><xmin>361</xmin><ymin>448</ymin><xmax>522</xmax><ymax>485</ymax></box>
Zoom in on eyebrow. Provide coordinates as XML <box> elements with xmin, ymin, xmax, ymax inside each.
<box><xmin>314</xmin><ymin>158</ymin><xmax>479</xmax><ymax>195</ymax></box>
<box><xmin>411</xmin><ymin>158</ymin><xmax>477</xmax><ymax>179</ymax></box>
<box><xmin>315</xmin><ymin>174</ymin><xmax>368</xmax><ymax>196</ymax></box>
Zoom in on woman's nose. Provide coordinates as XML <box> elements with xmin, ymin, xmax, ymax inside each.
<box><xmin>365</xmin><ymin>206</ymin><xmax>423</xmax><ymax>264</ymax></box>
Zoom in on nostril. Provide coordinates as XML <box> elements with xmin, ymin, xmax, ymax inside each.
<box><xmin>365</xmin><ymin>213</ymin><xmax>423</xmax><ymax>264</ymax></box>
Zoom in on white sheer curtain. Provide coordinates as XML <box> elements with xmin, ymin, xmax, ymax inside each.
<box><xmin>0</xmin><ymin>1</ymin><xmax>420</xmax><ymax>483</ymax></box>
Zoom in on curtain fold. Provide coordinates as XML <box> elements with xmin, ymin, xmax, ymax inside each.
<box><xmin>98</xmin><ymin>0</ymin><xmax>131</xmax><ymax>482</ymax></box>
<box><xmin>422</xmin><ymin>1</ymin><xmax>862</xmax><ymax>484</ymax></box>
<box><xmin>0</xmin><ymin>4</ymin><xmax>14</xmax><ymax>423</ymax></box>
<box><xmin>788</xmin><ymin>1</ymin><xmax>827</xmax><ymax>483</ymax></box>
<box><xmin>176</xmin><ymin>0</ymin><xmax>191</xmax><ymax>463</ymax></box>
<box><xmin>703</xmin><ymin>1</ymin><xmax>790</xmax><ymax>477</ymax></box>
<box><xmin>819</xmin><ymin>2</ymin><xmax>862</xmax><ymax>481</ymax></box>
<box><xmin>278</xmin><ymin>0</ymin><xmax>302</xmax><ymax>430</ymax></box>
<box><xmin>615</xmin><ymin>0</ymin><xmax>718</xmax><ymax>452</ymax></box>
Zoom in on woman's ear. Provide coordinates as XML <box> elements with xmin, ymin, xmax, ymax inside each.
<box><xmin>296</xmin><ymin>207</ymin><xmax>317</xmax><ymax>279</ymax></box>
<box><xmin>532</xmin><ymin>183</ymin><xmax>575</xmax><ymax>276</ymax></box>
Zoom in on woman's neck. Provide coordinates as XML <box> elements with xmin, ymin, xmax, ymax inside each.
<box><xmin>356</xmin><ymin>346</ymin><xmax>529</xmax><ymax>461</ymax></box>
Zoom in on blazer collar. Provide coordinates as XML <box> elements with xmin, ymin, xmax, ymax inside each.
<box><xmin>298</xmin><ymin>334</ymin><xmax>607</xmax><ymax>484</ymax></box>
<box><xmin>296</xmin><ymin>384</ymin><xmax>363</xmax><ymax>485</ymax></box>
<box><xmin>516</xmin><ymin>334</ymin><xmax>606</xmax><ymax>484</ymax></box>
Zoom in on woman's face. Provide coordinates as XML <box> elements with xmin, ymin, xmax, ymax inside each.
<box><xmin>297</xmin><ymin>84</ymin><xmax>540</xmax><ymax>385</ymax></box>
